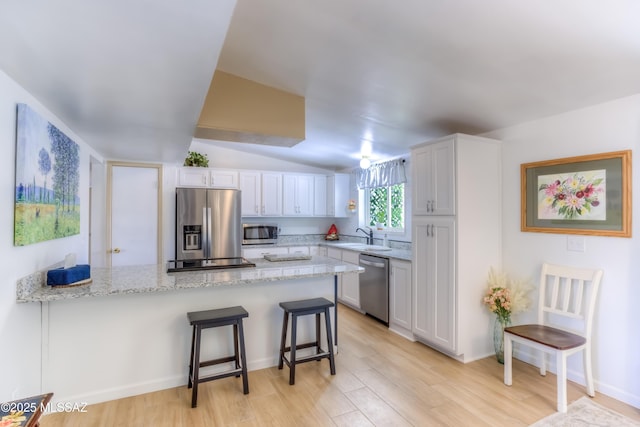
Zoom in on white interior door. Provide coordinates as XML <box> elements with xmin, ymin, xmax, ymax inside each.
<box><xmin>108</xmin><ymin>162</ymin><xmax>162</xmax><ymax>266</ymax></box>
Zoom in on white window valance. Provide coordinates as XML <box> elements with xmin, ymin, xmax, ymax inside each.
<box><xmin>356</xmin><ymin>158</ymin><xmax>407</xmax><ymax>189</ymax></box>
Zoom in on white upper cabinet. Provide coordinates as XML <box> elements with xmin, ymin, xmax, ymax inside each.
<box><xmin>314</xmin><ymin>175</ymin><xmax>328</xmax><ymax>216</ymax></box>
<box><xmin>327</xmin><ymin>173</ymin><xmax>350</xmax><ymax>217</ymax></box>
<box><xmin>210</xmin><ymin>169</ymin><xmax>239</xmax><ymax>189</ymax></box>
<box><xmin>177</xmin><ymin>167</ymin><xmax>209</xmax><ymax>187</ymax></box>
<box><xmin>283</xmin><ymin>174</ymin><xmax>314</xmax><ymax>216</ymax></box>
<box><xmin>178</xmin><ymin>167</ymin><xmax>348</xmax><ymax>218</ymax></box>
<box><xmin>239</xmin><ymin>171</ymin><xmax>282</xmax><ymax>217</ymax></box>
<box><xmin>177</xmin><ymin>167</ymin><xmax>238</xmax><ymax>189</ymax></box>
<box><xmin>239</xmin><ymin>172</ymin><xmax>261</xmax><ymax>216</ymax></box>
<box><xmin>412</xmin><ymin>140</ymin><xmax>455</xmax><ymax>216</ymax></box>
<box><xmin>261</xmin><ymin>172</ymin><xmax>283</xmax><ymax>216</ymax></box>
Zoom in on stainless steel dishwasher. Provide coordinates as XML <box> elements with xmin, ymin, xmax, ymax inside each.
<box><xmin>359</xmin><ymin>253</ymin><xmax>389</xmax><ymax>324</ymax></box>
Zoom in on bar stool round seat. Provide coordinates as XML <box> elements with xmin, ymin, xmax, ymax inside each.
<box><xmin>187</xmin><ymin>306</ymin><xmax>249</xmax><ymax>408</ymax></box>
<box><xmin>278</xmin><ymin>297</ymin><xmax>336</xmax><ymax>385</ymax></box>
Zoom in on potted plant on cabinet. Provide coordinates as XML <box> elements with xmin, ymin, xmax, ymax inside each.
<box><xmin>184</xmin><ymin>151</ymin><xmax>209</xmax><ymax>167</ymax></box>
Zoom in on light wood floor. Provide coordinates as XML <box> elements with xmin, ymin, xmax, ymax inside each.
<box><xmin>42</xmin><ymin>304</ymin><xmax>640</xmax><ymax>426</ymax></box>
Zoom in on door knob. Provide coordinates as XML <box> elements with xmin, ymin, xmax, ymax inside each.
<box><xmin>113</xmin><ymin>248</ymin><xmax>121</xmax><ymax>253</ymax></box>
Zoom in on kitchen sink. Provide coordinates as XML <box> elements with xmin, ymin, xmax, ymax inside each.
<box><xmin>330</xmin><ymin>243</ymin><xmax>392</xmax><ymax>252</ymax></box>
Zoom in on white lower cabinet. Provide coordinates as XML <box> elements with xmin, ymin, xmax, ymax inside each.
<box><xmin>389</xmin><ymin>259</ymin><xmax>413</xmax><ymax>339</ymax></box>
<box><xmin>327</xmin><ymin>248</ymin><xmax>360</xmax><ymax>309</ymax></box>
<box><xmin>242</xmin><ymin>245</ymin><xmax>312</xmax><ymax>259</ymax></box>
<box><xmin>412</xmin><ymin>217</ymin><xmax>455</xmax><ymax>351</ymax></box>
<box><xmin>310</xmin><ymin>246</ymin><xmax>327</xmax><ymax>256</ymax></box>
<box><xmin>287</xmin><ymin>246</ymin><xmax>310</xmax><ymax>255</ymax></box>
<box><xmin>340</xmin><ymin>250</ymin><xmax>360</xmax><ymax>308</ymax></box>
<box><xmin>242</xmin><ymin>246</ymin><xmax>289</xmax><ymax>258</ymax></box>
<box><xmin>327</xmin><ymin>248</ymin><xmax>343</xmax><ymax>300</ymax></box>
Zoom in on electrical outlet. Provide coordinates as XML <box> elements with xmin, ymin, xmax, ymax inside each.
<box><xmin>11</xmin><ymin>387</ymin><xmax>20</xmax><ymax>400</ymax></box>
<box><xmin>567</xmin><ymin>236</ymin><xmax>586</xmax><ymax>252</ymax></box>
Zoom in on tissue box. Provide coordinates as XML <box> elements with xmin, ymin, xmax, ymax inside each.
<box><xmin>47</xmin><ymin>264</ymin><xmax>91</xmax><ymax>286</ymax></box>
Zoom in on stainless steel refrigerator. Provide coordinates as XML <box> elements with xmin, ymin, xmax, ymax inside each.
<box><xmin>175</xmin><ymin>188</ymin><xmax>243</xmax><ymax>262</ymax></box>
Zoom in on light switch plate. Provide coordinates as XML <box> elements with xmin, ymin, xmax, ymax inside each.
<box><xmin>567</xmin><ymin>236</ymin><xmax>586</xmax><ymax>252</ymax></box>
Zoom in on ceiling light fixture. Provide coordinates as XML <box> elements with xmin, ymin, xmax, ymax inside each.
<box><xmin>360</xmin><ymin>156</ymin><xmax>371</xmax><ymax>169</ymax></box>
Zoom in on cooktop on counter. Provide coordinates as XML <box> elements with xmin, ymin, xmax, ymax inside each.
<box><xmin>167</xmin><ymin>257</ymin><xmax>256</xmax><ymax>273</ymax></box>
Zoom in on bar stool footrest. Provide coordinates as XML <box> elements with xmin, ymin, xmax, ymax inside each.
<box><xmin>200</xmin><ymin>355</ymin><xmax>237</xmax><ymax>368</ymax></box>
<box><xmin>282</xmin><ymin>351</ymin><xmax>331</xmax><ymax>366</ymax></box>
<box><xmin>190</xmin><ymin>367</ymin><xmax>244</xmax><ymax>385</ymax></box>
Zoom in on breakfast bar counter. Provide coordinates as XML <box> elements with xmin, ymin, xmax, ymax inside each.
<box><xmin>17</xmin><ymin>256</ymin><xmax>362</xmax><ymax>406</ymax></box>
<box><xmin>16</xmin><ymin>256</ymin><xmax>363</xmax><ymax>303</ymax></box>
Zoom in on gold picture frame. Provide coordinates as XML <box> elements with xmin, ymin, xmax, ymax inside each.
<box><xmin>521</xmin><ymin>150</ymin><xmax>631</xmax><ymax>237</ymax></box>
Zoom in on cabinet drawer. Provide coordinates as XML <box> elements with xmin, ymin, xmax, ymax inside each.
<box><xmin>342</xmin><ymin>250</ymin><xmax>360</xmax><ymax>265</ymax></box>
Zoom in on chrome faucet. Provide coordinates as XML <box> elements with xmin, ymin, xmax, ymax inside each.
<box><xmin>356</xmin><ymin>226</ymin><xmax>374</xmax><ymax>245</ymax></box>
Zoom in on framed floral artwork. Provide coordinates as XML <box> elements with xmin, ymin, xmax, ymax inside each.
<box><xmin>521</xmin><ymin>150</ymin><xmax>631</xmax><ymax>237</ymax></box>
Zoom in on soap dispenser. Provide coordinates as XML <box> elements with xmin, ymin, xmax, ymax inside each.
<box><xmin>383</xmin><ymin>234</ymin><xmax>388</xmax><ymax>247</ymax></box>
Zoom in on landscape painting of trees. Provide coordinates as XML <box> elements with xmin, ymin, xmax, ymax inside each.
<box><xmin>14</xmin><ymin>103</ymin><xmax>80</xmax><ymax>246</ymax></box>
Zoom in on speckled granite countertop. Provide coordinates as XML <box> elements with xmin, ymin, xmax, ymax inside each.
<box><xmin>320</xmin><ymin>242</ymin><xmax>412</xmax><ymax>262</ymax></box>
<box><xmin>17</xmin><ymin>256</ymin><xmax>363</xmax><ymax>303</ymax></box>
<box><xmin>243</xmin><ymin>241</ymin><xmax>412</xmax><ymax>262</ymax></box>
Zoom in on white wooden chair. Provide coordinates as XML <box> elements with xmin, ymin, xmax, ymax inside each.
<box><xmin>503</xmin><ymin>263</ymin><xmax>603</xmax><ymax>412</ymax></box>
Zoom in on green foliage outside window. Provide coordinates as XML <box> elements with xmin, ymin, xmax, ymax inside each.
<box><xmin>367</xmin><ymin>183</ymin><xmax>404</xmax><ymax>230</ymax></box>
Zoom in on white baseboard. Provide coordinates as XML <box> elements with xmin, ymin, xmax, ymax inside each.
<box><xmin>49</xmin><ymin>355</ymin><xmax>279</xmax><ymax>407</ymax></box>
<box><xmin>49</xmin><ymin>375</ymin><xmax>186</xmax><ymax>406</ymax></box>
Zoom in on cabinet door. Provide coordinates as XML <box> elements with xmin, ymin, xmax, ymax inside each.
<box><xmin>210</xmin><ymin>169</ymin><xmax>239</xmax><ymax>189</ymax></box>
<box><xmin>314</xmin><ymin>175</ymin><xmax>328</xmax><ymax>216</ymax></box>
<box><xmin>390</xmin><ymin>259</ymin><xmax>412</xmax><ymax>333</ymax></box>
<box><xmin>411</xmin><ymin>140</ymin><xmax>455</xmax><ymax>216</ymax></box>
<box><xmin>287</xmin><ymin>246</ymin><xmax>310</xmax><ymax>255</ymax></box>
<box><xmin>341</xmin><ymin>250</ymin><xmax>360</xmax><ymax>308</ymax></box>
<box><xmin>310</xmin><ymin>246</ymin><xmax>327</xmax><ymax>257</ymax></box>
<box><xmin>261</xmin><ymin>173</ymin><xmax>283</xmax><ymax>216</ymax></box>
<box><xmin>412</xmin><ymin>217</ymin><xmax>456</xmax><ymax>352</ymax></box>
<box><xmin>412</xmin><ymin>146</ymin><xmax>433</xmax><ymax>215</ymax></box>
<box><xmin>283</xmin><ymin>174</ymin><xmax>314</xmax><ymax>216</ymax></box>
<box><xmin>327</xmin><ymin>248</ymin><xmax>343</xmax><ymax>299</ymax></box>
<box><xmin>327</xmin><ymin>174</ymin><xmax>350</xmax><ymax>217</ymax></box>
<box><xmin>242</xmin><ymin>246</ymin><xmax>288</xmax><ymax>258</ymax></box>
<box><xmin>177</xmin><ymin>167</ymin><xmax>209</xmax><ymax>187</ymax></box>
<box><xmin>282</xmin><ymin>175</ymin><xmax>297</xmax><ymax>215</ymax></box>
<box><xmin>296</xmin><ymin>175</ymin><xmax>315</xmax><ymax>215</ymax></box>
<box><xmin>239</xmin><ymin>172</ymin><xmax>261</xmax><ymax>216</ymax></box>
<box><xmin>430</xmin><ymin>141</ymin><xmax>455</xmax><ymax>215</ymax></box>
<box><xmin>326</xmin><ymin>176</ymin><xmax>336</xmax><ymax>216</ymax></box>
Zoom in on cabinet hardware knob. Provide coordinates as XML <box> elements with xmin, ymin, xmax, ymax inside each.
<box><xmin>113</xmin><ymin>248</ymin><xmax>121</xmax><ymax>253</ymax></box>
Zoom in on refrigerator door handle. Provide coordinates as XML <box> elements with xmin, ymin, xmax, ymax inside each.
<box><xmin>206</xmin><ymin>207</ymin><xmax>212</xmax><ymax>259</ymax></box>
<box><xmin>202</xmin><ymin>207</ymin><xmax>209</xmax><ymax>259</ymax></box>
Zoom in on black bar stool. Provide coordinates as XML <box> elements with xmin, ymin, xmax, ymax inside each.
<box><xmin>278</xmin><ymin>297</ymin><xmax>336</xmax><ymax>385</ymax></box>
<box><xmin>187</xmin><ymin>306</ymin><xmax>249</xmax><ymax>408</ymax></box>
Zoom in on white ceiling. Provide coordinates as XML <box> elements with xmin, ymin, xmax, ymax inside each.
<box><xmin>3</xmin><ymin>1</ymin><xmax>640</xmax><ymax>170</ymax></box>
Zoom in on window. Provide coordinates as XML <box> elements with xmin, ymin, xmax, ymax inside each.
<box><xmin>364</xmin><ymin>183</ymin><xmax>405</xmax><ymax>231</ymax></box>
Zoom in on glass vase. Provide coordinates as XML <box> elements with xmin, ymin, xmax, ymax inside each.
<box><xmin>493</xmin><ymin>316</ymin><xmax>511</xmax><ymax>364</ymax></box>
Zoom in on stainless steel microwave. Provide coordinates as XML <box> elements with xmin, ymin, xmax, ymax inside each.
<box><xmin>242</xmin><ymin>223</ymin><xmax>279</xmax><ymax>245</ymax></box>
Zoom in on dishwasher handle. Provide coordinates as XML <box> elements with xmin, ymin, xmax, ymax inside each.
<box><xmin>360</xmin><ymin>259</ymin><xmax>386</xmax><ymax>268</ymax></box>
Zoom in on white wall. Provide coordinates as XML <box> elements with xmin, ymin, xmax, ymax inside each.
<box><xmin>189</xmin><ymin>139</ymin><xmax>334</xmax><ymax>174</ymax></box>
<box><xmin>0</xmin><ymin>69</ymin><xmax>102</xmax><ymax>402</ymax></box>
<box><xmin>484</xmin><ymin>93</ymin><xmax>640</xmax><ymax>407</ymax></box>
